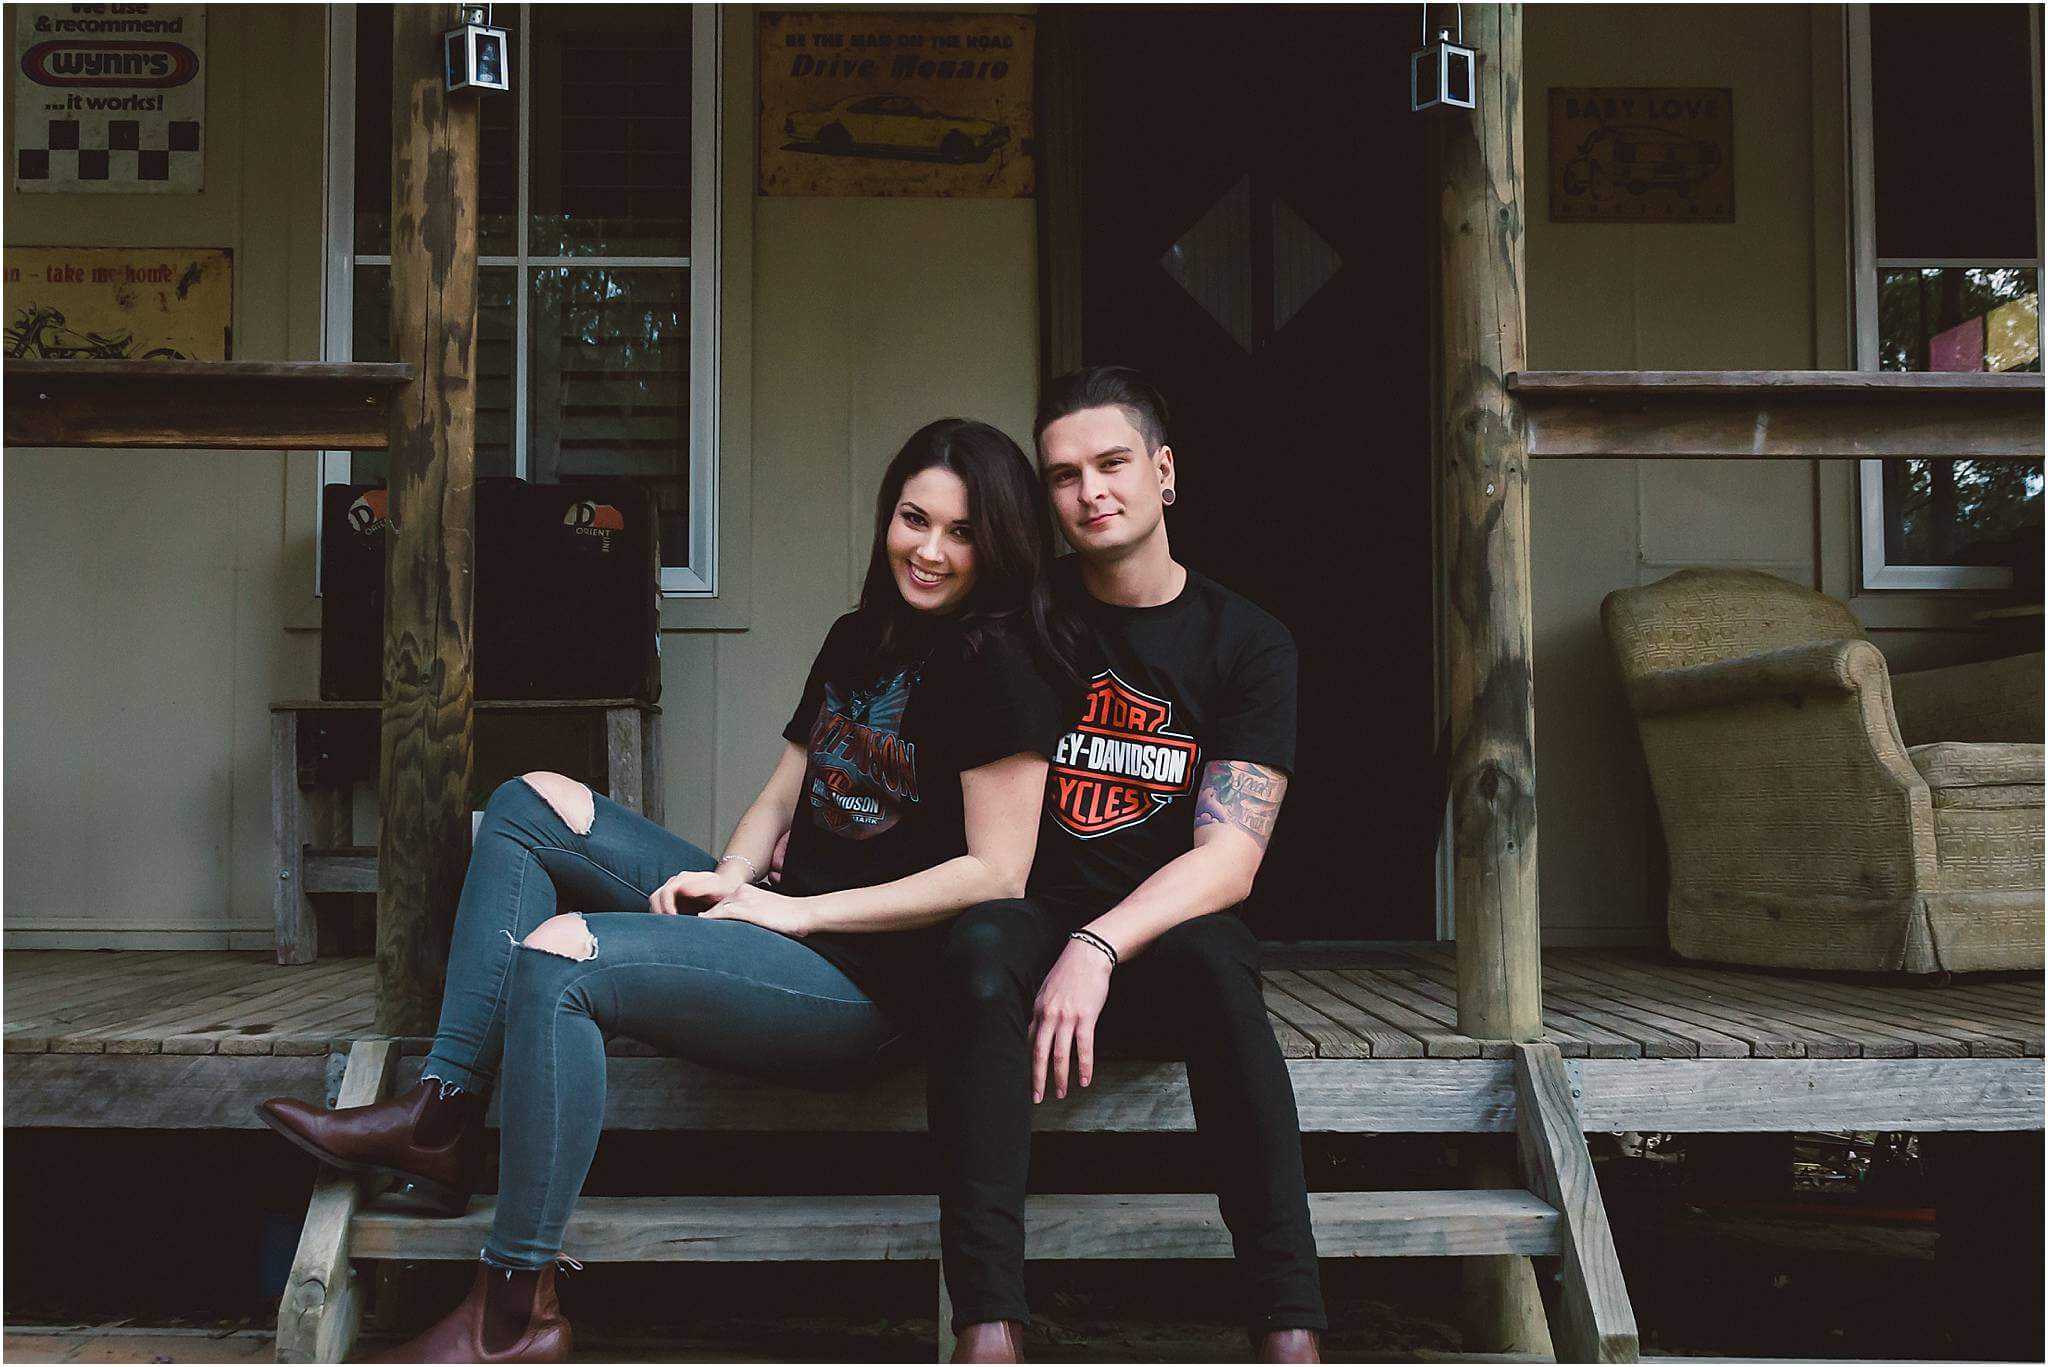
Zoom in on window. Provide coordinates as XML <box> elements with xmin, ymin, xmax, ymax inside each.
<box><xmin>324</xmin><ymin>4</ymin><xmax>720</xmax><ymax>595</ymax></box>
<box><xmin>1850</xmin><ymin>4</ymin><xmax>2044</xmax><ymax>591</ymax></box>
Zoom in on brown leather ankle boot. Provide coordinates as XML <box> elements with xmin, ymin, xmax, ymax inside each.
<box><xmin>372</xmin><ymin>1261</ymin><xmax>571</xmax><ymax>1363</ymax></box>
<box><xmin>256</xmin><ymin>1077</ymin><xmax>480</xmax><ymax>1216</ymax></box>
<box><xmin>1256</xmin><ymin>1327</ymin><xmax>1321</xmax><ymax>1363</ymax></box>
<box><xmin>951</xmin><ymin>1319</ymin><xmax>1027</xmax><ymax>1363</ymax></box>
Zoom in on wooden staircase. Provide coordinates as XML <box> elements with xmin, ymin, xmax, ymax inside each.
<box><xmin>277</xmin><ymin>1040</ymin><xmax>1637</xmax><ymax>1362</ymax></box>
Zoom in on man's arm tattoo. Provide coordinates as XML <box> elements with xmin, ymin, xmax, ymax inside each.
<box><xmin>1191</xmin><ymin>760</ymin><xmax>1289</xmax><ymax>851</ymax></box>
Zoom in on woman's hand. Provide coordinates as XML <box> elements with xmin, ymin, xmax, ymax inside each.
<box><xmin>1030</xmin><ymin>939</ymin><xmax>1115</xmax><ymax>1103</ymax></box>
<box><xmin>699</xmin><ymin>882</ymin><xmax>819</xmax><ymax>938</ymax></box>
<box><xmin>649</xmin><ymin>868</ymin><xmax>742</xmax><ymax>916</ymax></box>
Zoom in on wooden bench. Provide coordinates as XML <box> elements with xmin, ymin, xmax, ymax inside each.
<box><xmin>270</xmin><ymin>699</ymin><xmax>662</xmax><ymax>965</ymax></box>
<box><xmin>277</xmin><ymin>1039</ymin><xmax>1638</xmax><ymax>1363</ymax></box>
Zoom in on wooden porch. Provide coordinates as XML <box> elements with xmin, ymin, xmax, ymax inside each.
<box><xmin>8</xmin><ymin>946</ymin><xmax>2039</xmax><ymax>1135</ymax></box>
<box><xmin>4</xmin><ymin>6</ymin><xmax>2040</xmax><ymax>1356</ymax></box>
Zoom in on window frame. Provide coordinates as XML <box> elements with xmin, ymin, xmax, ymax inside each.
<box><xmin>1846</xmin><ymin>3</ymin><xmax>2044</xmax><ymax>592</ymax></box>
<box><xmin>320</xmin><ymin>2</ymin><xmax>723</xmax><ymax>597</ymax></box>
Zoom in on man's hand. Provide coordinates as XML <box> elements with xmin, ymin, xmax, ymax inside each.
<box><xmin>650</xmin><ymin>868</ymin><xmax>742</xmax><ymax>915</ymax></box>
<box><xmin>699</xmin><ymin>883</ymin><xmax>818</xmax><ymax>938</ymax></box>
<box><xmin>1031</xmin><ymin>938</ymin><xmax>1115</xmax><ymax>1102</ymax></box>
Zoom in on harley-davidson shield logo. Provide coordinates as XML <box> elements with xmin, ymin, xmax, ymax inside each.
<box><xmin>1049</xmin><ymin>670</ymin><xmax>1201</xmax><ymax>838</ymax></box>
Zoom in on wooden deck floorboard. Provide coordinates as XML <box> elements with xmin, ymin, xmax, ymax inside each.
<box><xmin>6</xmin><ymin>947</ymin><xmax>2037</xmax><ymax>1062</ymax></box>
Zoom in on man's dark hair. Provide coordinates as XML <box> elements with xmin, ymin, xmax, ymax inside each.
<box><xmin>1033</xmin><ymin>364</ymin><xmax>1170</xmax><ymax>456</ymax></box>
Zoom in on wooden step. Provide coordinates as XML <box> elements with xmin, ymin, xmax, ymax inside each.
<box><xmin>351</xmin><ymin>1189</ymin><xmax>1562</xmax><ymax>1263</ymax></box>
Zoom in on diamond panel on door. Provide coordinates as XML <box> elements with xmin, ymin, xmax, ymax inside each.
<box><xmin>1160</xmin><ymin>177</ymin><xmax>1343</xmax><ymax>351</ymax></box>
<box><xmin>1160</xmin><ymin>174</ymin><xmax>1254</xmax><ymax>352</ymax></box>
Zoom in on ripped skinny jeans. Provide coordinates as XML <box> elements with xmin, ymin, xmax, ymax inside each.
<box><xmin>422</xmin><ymin>776</ymin><xmax>900</xmax><ymax>1270</ymax></box>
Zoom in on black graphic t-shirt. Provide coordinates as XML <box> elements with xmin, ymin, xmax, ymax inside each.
<box><xmin>776</xmin><ymin>610</ymin><xmax>1064</xmax><ymax>1027</ymax></box>
<box><xmin>1029</xmin><ymin>557</ymin><xmax>1298</xmax><ymax>916</ymax></box>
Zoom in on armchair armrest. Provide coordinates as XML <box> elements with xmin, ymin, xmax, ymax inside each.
<box><xmin>1907</xmin><ymin>741</ymin><xmax>2044</xmax><ymax>792</ymax></box>
<box><xmin>1889</xmin><ymin>652</ymin><xmax>2043</xmax><ymax>747</ymax></box>
<box><xmin>1626</xmin><ymin>639</ymin><xmax>1889</xmax><ymax>718</ymax></box>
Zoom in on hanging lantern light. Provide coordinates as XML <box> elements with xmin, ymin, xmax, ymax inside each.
<box><xmin>1411</xmin><ymin>5</ymin><xmax>1476</xmax><ymax>114</ymax></box>
<box><xmin>445</xmin><ymin>3</ymin><xmax>510</xmax><ymax>94</ymax></box>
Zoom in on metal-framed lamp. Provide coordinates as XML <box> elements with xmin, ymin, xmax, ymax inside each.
<box><xmin>444</xmin><ymin>4</ymin><xmax>510</xmax><ymax>94</ymax></box>
<box><xmin>1411</xmin><ymin>6</ymin><xmax>1476</xmax><ymax>114</ymax></box>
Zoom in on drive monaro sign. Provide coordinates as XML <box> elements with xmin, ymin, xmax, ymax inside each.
<box><xmin>759</xmin><ymin>11</ymin><xmax>1033</xmax><ymax>198</ymax></box>
<box><xmin>13</xmin><ymin>4</ymin><xmax>205</xmax><ymax>194</ymax></box>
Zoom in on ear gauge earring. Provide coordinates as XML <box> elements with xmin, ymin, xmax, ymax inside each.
<box><xmin>1161</xmin><ymin>488</ymin><xmax>1177</xmax><ymax>507</ymax></box>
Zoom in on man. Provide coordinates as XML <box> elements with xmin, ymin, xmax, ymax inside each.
<box><xmin>930</xmin><ymin>366</ymin><xmax>1325</xmax><ymax>1363</ymax></box>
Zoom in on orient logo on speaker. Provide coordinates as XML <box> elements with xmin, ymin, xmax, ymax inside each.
<box><xmin>563</xmin><ymin>499</ymin><xmax>625</xmax><ymax>551</ymax></box>
<box><xmin>345</xmin><ymin>488</ymin><xmax>389</xmax><ymax>536</ymax></box>
<box><xmin>1050</xmin><ymin>671</ymin><xmax>1200</xmax><ymax>838</ymax></box>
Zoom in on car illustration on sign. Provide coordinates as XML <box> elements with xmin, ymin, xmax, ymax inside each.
<box><xmin>1560</xmin><ymin>123</ymin><xmax>1721</xmax><ymax>198</ymax></box>
<box><xmin>785</xmin><ymin>94</ymin><xmax>1011</xmax><ymax>163</ymax></box>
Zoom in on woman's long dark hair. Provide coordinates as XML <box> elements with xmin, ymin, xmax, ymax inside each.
<box><xmin>858</xmin><ymin>418</ymin><xmax>1081</xmax><ymax>686</ymax></box>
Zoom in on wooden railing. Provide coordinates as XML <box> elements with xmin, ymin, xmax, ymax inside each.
<box><xmin>1510</xmin><ymin>370</ymin><xmax>2043</xmax><ymax>461</ymax></box>
<box><xmin>2</xmin><ymin>359</ymin><xmax>414</xmax><ymax>449</ymax></box>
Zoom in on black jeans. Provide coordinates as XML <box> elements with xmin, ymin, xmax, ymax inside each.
<box><xmin>928</xmin><ymin>898</ymin><xmax>1328</xmax><ymax>1337</ymax></box>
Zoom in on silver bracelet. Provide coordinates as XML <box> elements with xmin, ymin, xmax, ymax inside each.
<box><xmin>1068</xmin><ymin>928</ymin><xmax>1119</xmax><ymax>969</ymax></box>
<box><xmin>717</xmin><ymin>852</ymin><xmax>760</xmax><ymax>882</ymax></box>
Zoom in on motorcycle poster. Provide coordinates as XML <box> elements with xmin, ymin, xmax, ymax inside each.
<box><xmin>759</xmin><ymin>11</ymin><xmax>1034</xmax><ymax>198</ymax></box>
<box><xmin>4</xmin><ymin>246</ymin><xmax>231</xmax><ymax>360</ymax></box>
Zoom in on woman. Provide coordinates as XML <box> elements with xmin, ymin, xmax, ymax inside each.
<box><xmin>259</xmin><ymin>419</ymin><xmax>1072</xmax><ymax>1364</ymax></box>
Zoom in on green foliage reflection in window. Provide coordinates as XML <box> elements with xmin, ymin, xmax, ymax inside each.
<box><xmin>1877</xmin><ymin>266</ymin><xmax>2043</xmax><ymax>569</ymax></box>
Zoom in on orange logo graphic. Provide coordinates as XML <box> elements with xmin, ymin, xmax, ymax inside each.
<box><xmin>345</xmin><ymin>489</ymin><xmax>389</xmax><ymax>535</ymax></box>
<box><xmin>564</xmin><ymin>500</ymin><xmax>625</xmax><ymax>550</ymax></box>
<box><xmin>1050</xmin><ymin>671</ymin><xmax>1200</xmax><ymax>839</ymax></box>
<box><xmin>565</xmin><ymin>501</ymin><xmax>625</xmax><ymax>530</ymax></box>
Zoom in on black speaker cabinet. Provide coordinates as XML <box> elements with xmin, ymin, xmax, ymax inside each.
<box><xmin>320</xmin><ymin>479</ymin><xmax>660</xmax><ymax>703</ymax></box>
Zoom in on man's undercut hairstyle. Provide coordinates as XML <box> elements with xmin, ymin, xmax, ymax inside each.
<box><xmin>1034</xmin><ymin>364</ymin><xmax>1170</xmax><ymax>457</ymax></box>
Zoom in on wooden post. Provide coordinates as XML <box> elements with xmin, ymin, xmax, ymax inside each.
<box><xmin>937</xmin><ymin>1265</ymin><xmax>956</xmax><ymax>1362</ymax></box>
<box><xmin>1431</xmin><ymin>6</ymin><xmax>1549</xmax><ymax>1353</ymax></box>
<box><xmin>1513</xmin><ymin>1045</ymin><xmax>1638</xmax><ymax>1361</ymax></box>
<box><xmin>1460</xmin><ymin>1146</ymin><xmax>1553</xmax><ymax>1356</ymax></box>
<box><xmin>1434</xmin><ymin>0</ymin><xmax>1541</xmax><ymax>1062</ymax></box>
<box><xmin>377</xmin><ymin>4</ymin><xmax>480</xmax><ymax>1035</ymax></box>
<box><xmin>273</xmin><ymin>709</ymin><xmax>319</xmax><ymax>965</ymax></box>
<box><xmin>277</xmin><ymin>1039</ymin><xmax>399</xmax><ymax>1362</ymax></box>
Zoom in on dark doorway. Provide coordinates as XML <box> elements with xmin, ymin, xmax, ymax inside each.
<box><xmin>1054</xmin><ymin>6</ymin><xmax>1436</xmax><ymax>941</ymax></box>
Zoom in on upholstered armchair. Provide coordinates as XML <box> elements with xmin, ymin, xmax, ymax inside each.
<box><xmin>1601</xmin><ymin>568</ymin><xmax>2044</xmax><ymax>974</ymax></box>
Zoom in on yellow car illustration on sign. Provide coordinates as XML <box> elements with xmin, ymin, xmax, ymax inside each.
<box><xmin>785</xmin><ymin>94</ymin><xmax>1011</xmax><ymax>163</ymax></box>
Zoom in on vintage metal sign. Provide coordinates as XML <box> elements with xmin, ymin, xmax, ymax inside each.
<box><xmin>12</xmin><ymin>3</ymin><xmax>206</xmax><ymax>194</ymax></box>
<box><xmin>759</xmin><ymin>11</ymin><xmax>1033</xmax><ymax>198</ymax></box>
<box><xmin>4</xmin><ymin>246</ymin><xmax>232</xmax><ymax>359</ymax></box>
<box><xmin>1548</xmin><ymin>87</ymin><xmax>1733</xmax><ymax>222</ymax></box>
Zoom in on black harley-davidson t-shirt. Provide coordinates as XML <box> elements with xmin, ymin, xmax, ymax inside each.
<box><xmin>1029</xmin><ymin>557</ymin><xmax>1298</xmax><ymax>916</ymax></box>
<box><xmin>773</xmin><ymin>610</ymin><xmax>1064</xmax><ymax>1027</ymax></box>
